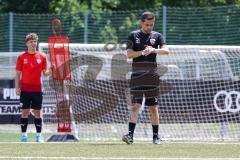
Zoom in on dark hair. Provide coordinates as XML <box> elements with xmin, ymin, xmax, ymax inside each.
<box><xmin>141</xmin><ymin>12</ymin><xmax>155</xmax><ymax>21</ymax></box>
<box><xmin>25</xmin><ymin>32</ymin><xmax>38</xmax><ymax>43</ymax></box>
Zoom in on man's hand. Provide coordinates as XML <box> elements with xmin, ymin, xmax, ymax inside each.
<box><xmin>44</xmin><ymin>65</ymin><xmax>55</xmax><ymax>77</ymax></box>
<box><xmin>16</xmin><ymin>88</ymin><xmax>21</xmax><ymax>96</ymax></box>
<box><xmin>142</xmin><ymin>46</ymin><xmax>156</xmax><ymax>56</ymax></box>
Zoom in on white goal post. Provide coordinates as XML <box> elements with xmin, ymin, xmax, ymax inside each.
<box><xmin>39</xmin><ymin>43</ymin><xmax>240</xmax><ymax>141</ymax></box>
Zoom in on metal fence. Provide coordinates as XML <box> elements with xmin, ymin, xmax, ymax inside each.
<box><xmin>1</xmin><ymin>5</ymin><xmax>240</xmax><ymax>52</ymax></box>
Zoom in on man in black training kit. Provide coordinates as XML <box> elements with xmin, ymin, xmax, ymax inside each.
<box><xmin>122</xmin><ymin>11</ymin><xmax>169</xmax><ymax>144</ymax></box>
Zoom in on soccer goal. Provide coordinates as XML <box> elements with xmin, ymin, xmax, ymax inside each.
<box><xmin>39</xmin><ymin>43</ymin><xmax>240</xmax><ymax>142</ymax></box>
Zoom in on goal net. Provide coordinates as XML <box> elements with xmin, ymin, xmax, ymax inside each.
<box><xmin>39</xmin><ymin>43</ymin><xmax>240</xmax><ymax>141</ymax></box>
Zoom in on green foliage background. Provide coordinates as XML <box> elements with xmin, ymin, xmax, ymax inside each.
<box><xmin>0</xmin><ymin>0</ymin><xmax>240</xmax><ymax>51</ymax></box>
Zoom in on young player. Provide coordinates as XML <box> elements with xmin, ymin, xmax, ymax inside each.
<box><xmin>15</xmin><ymin>33</ymin><xmax>51</xmax><ymax>142</ymax></box>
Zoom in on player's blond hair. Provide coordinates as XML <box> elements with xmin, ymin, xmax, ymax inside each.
<box><xmin>25</xmin><ymin>32</ymin><xmax>38</xmax><ymax>43</ymax></box>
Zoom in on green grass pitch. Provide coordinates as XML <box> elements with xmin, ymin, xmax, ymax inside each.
<box><xmin>0</xmin><ymin>133</ymin><xmax>240</xmax><ymax>160</ymax></box>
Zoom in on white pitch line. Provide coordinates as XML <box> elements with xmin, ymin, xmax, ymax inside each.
<box><xmin>1</xmin><ymin>141</ymin><xmax>240</xmax><ymax>145</ymax></box>
<box><xmin>0</xmin><ymin>157</ymin><xmax>240</xmax><ymax>160</ymax></box>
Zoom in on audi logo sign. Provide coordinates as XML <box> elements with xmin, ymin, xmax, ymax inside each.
<box><xmin>214</xmin><ymin>91</ymin><xmax>240</xmax><ymax>113</ymax></box>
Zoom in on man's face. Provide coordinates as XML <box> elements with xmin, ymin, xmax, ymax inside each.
<box><xmin>141</xmin><ymin>19</ymin><xmax>155</xmax><ymax>34</ymax></box>
<box><xmin>26</xmin><ymin>39</ymin><xmax>37</xmax><ymax>50</ymax></box>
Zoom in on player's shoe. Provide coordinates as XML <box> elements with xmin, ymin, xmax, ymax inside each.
<box><xmin>122</xmin><ymin>134</ymin><xmax>133</xmax><ymax>144</ymax></box>
<box><xmin>20</xmin><ymin>135</ymin><xmax>28</xmax><ymax>142</ymax></box>
<box><xmin>153</xmin><ymin>137</ymin><xmax>162</xmax><ymax>144</ymax></box>
<box><xmin>36</xmin><ymin>135</ymin><xmax>44</xmax><ymax>143</ymax></box>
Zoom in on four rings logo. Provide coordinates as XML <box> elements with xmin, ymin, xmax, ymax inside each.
<box><xmin>213</xmin><ymin>91</ymin><xmax>240</xmax><ymax>113</ymax></box>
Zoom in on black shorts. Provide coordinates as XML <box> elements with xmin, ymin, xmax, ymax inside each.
<box><xmin>20</xmin><ymin>92</ymin><xmax>43</xmax><ymax>110</ymax></box>
<box><xmin>130</xmin><ymin>86</ymin><xmax>159</xmax><ymax>106</ymax></box>
<box><xmin>130</xmin><ymin>73</ymin><xmax>160</xmax><ymax>106</ymax></box>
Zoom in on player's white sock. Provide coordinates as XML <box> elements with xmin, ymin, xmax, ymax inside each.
<box><xmin>22</xmin><ymin>132</ymin><xmax>27</xmax><ymax>136</ymax></box>
<box><xmin>36</xmin><ymin>133</ymin><xmax>42</xmax><ymax>136</ymax></box>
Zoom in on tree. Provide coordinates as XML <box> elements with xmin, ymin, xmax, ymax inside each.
<box><xmin>0</xmin><ymin>0</ymin><xmax>54</xmax><ymax>13</ymax></box>
<box><xmin>162</xmin><ymin>0</ymin><xmax>240</xmax><ymax>7</ymax></box>
<box><xmin>1</xmin><ymin>0</ymin><xmax>240</xmax><ymax>13</ymax></box>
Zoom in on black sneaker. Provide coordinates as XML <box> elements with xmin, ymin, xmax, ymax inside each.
<box><xmin>153</xmin><ymin>137</ymin><xmax>162</xmax><ymax>144</ymax></box>
<box><xmin>122</xmin><ymin>134</ymin><xmax>133</xmax><ymax>144</ymax></box>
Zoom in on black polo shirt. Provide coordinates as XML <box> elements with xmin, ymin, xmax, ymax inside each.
<box><xmin>127</xmin><ymin>29</ymin><xmax>166</xmax><ymax>75</ymax></box>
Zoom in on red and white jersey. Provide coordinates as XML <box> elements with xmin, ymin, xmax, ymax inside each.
<box><xmin>16</xmin><ymin>51</ymin><xmax>47</xmax><ymax>92</ymax></box>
